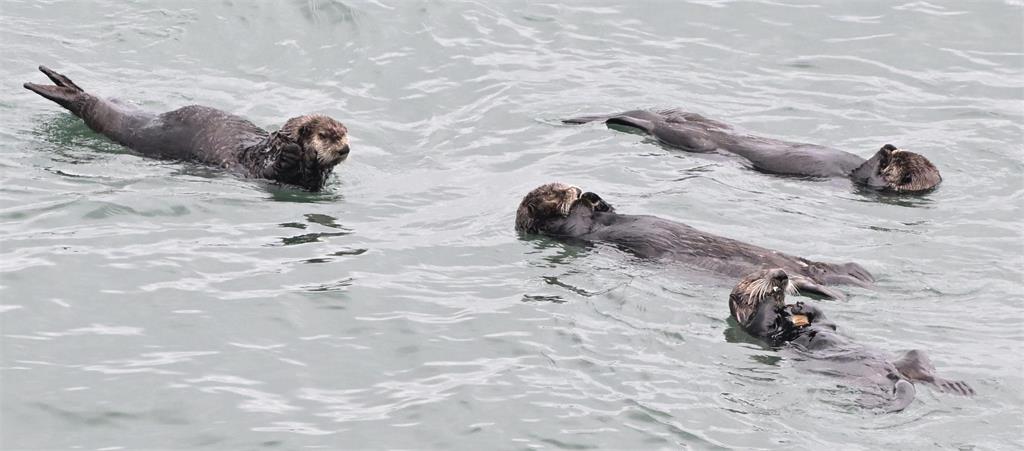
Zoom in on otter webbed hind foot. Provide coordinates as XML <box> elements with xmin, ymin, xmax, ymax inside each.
<box><xmin>562</xmin><ymin>114</ymin><xmax>657</xmax><ymax>135</ymax></box>
<box><xmin>932</xmin><ymin>377</ymin><xmax>975</xmax><ymax>396</ymax></box>
<box><xmin>39</xmin><ymin>65</ymin><xmax>83</xmax><ymax>91</ymax></box>
<box><xmin>604</xmin><ymin>115</ymin><xmax>656</xmax><ymax>133</ymax></box>
<box><xmin>564</xmin><ymin>110</ymin><xmax>717</xmax><ymax>153</ymax></box>
<box><xmin>839</xmin><ymin>262</ymin><xmax>875</xmax><ymax>284</ymax></box>
<box><xmin>24</xmin><ymin>66</ymin><xmax>89</xmax><ymax>116</ymax></box>
<box><xmin>562</xmin><ymin>114</ymin><xmax>613</xmax><ymax>125</ymax></box>
<box><xmin>893</xmin><ymin>350</ymin><xmax>974</xmax><ymax>396</ymax></box>
<box><xmin>884</xmin><ymin>379</ymin><xmax>917</xmax><ymax>413</ymax></box>
<box><xmin>810</xmin><ymin>261</ymin><xmax>875</xmax><ymax>288</ymax></box>
<box><xmin>563</xmin><ymin>110</ymin><xmax>660</xmax><ymax>133</ymax></box>
<box><xmin>789</xmin><ymin>275</ymin><xmax>847</xmax><ymax>301</ymax></box>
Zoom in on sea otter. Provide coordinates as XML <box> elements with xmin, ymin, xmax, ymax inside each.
<box><xmin>515</xmin><ymin>182</ymin><xmax>874</xmax><ymax>299</ymax></box>
<box><xmin>729</xmin><ymin>268</ymin><xmax>973</xmax><ymax>412</ymax></box>
<box><xmin>24</xmin><ymin>65</ymin><xmax>349</xmax><ymax>191</ymax></box>
<box><xmin>564</xmin><ymin>109</ymin><xmax>941</xmax><ymax>193</ymax></box>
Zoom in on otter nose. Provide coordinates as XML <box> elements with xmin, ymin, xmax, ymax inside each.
<box><xmin>767</xmin><ymin>268</ymin><xmax>788</xmax><ymax>281</ymax></box>
<box><xmin>338</xmin><ymin>144</ymin><xmax>350</xmax><ymax>157</ymax></box>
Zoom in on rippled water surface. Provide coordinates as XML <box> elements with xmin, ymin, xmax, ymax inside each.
<box><xmin>2</xmin><ymin>0</ymin><xmax>1023</xmax><ymax>449</ymax></box>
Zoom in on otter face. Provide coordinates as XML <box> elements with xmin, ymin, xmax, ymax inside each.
<box><xmin>280</xmin><ymin>114</ymin><xmax>350</xmax><ymax>167</ymax></box>
<box><xmin>515</xmin><ymin>183</ymin><xmax>583</xmax><ymax>234</ymax></box>
<box><xmin>729</xmin><ymin>268</ymin><xmax>795</xmax><ymax>328</ymax></box>
<box><xmin>854</xmin><ymin>144</ymin><xmax>941</xmax><ymax>193</ymax></box>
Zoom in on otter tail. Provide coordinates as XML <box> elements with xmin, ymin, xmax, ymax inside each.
<box><xmin>885</xmin><ymin>379</ymin><xmax>916</xmax><ymax>413</ymax></box>
<box><xmin>24</xmin><ymin>65</ymin><xmax>90</xmax><ymax>117</ymax></box>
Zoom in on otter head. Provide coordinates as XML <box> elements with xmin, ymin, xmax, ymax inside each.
<box><xmin>729</xmin><ymin>268</ymin><xmax>795</xmax><ymax>328</ymax></box>
<box><xmin>514</xmin><ymin>183</ymin><xmax>614</xmax><ymax>234</ymax></box>
<box><xmin>851</xmin><ymin>144</ymin><xmax>941</xmax><ymax>193</ymax></box>
<box><xmin>280</xmin><ymin>114</ymin><xmax>351</xmax><ymax>167</ymax></box>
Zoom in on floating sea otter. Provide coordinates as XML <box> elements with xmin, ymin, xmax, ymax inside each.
<box><xmin>24</xmin><ymin>66</ymin><xmax>349</xmax><ymax>191</ymax></box>
<box><xmin>515</xmin><ymin>182</ymin><xmax>873</xmax><ymax>299</ymax></box>
<box><xmin>564</xmin><ymin>109</ymin><xmax>941</xmax><ymax>193</ymax></box>
<box><xmin>729</xmin><ymin>268</ymin><xmax>973</xmax><ymax>412</ymax></box>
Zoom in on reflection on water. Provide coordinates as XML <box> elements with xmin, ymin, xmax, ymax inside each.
<box><xmin>267</xmin><ymin>187</ymin><xmax>345</xmax><ymax>204</ymax></box>
<box><xmin>2</xmin><ymin>0</ymin><xmax>1022</xmax><ymax>449</ymax></box>
<box><xmin>279</xmin><ymin>231</ymin><xmax>350</xmax><ymax>246</ymax></box>
<box><xmin>521</xmin><ymin>294</ymin><xmax>567</xmax><ymax>304</ymax></box>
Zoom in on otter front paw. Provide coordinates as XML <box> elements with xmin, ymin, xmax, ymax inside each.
<box><xmin>581</xmin><ymin>192</ymin><xmax>615</xmax><ymax>213</ymax></box>
<box><xmin>266</xmin><ymin>142</ymin><xmax>304</xmax><ymax>180</ymax></box>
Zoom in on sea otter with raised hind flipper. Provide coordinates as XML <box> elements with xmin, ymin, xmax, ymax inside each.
<box><xmin>25</xmin><ymin>65</ymin><xmax>350</xmax><ymax>191</ymax></box>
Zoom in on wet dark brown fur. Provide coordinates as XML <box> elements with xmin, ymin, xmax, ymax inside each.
<box><xmin>729</xmin><ymin>268</ymin><xmax>973</xmax><ymax>412</ymax></box>
<box><xmin>565</xmin><ymin>109</ymin><xmax>941</xmax><ymax>193</ymax></box>
<box><xmin>24</xmin><ymin>66</ymin><xmax>349</xmax><ymax>191</ymax></box>
<box><xmin>516</xmin><ymin>182</ymin><xmax>873</xmax><ymax>299</ymax></box>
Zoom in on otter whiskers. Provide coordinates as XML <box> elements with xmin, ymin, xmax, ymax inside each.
<box><xmin>746</xmin><ymin>277</ymin><xmax>795</xmax><ymax>304</ymax></box>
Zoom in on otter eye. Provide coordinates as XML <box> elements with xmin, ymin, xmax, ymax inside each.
<box><xmin>900</xmin><ymin>174</ymin><xmax>913</xmax><ymax>185</ymax></box>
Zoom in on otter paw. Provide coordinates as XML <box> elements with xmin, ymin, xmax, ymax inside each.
<box><xmin>581</xmin><ymin>192</ymin><xmax>614</xmax><ymax>212</ymax></box>
<box><xmin>271</xmin><ymin>142</ymin><xmax>304</xmax><ymax>179</ymax></box>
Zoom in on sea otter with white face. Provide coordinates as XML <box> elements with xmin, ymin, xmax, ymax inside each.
<box><xmin>515</xmin><ymin>182</ymin><xmax>873</xmax><ymax>299</ymax></box>
<box><xmin>728</xmin><ymin>268</ymin><xmax>973</xmax><ymax>412</ymax></box>
<box><xmin>564</xmin><ymin>109</ymin><xmax>941</xmax><ymax>194</ymax></box>
<box><xmin>25</xmin><ymin>65</ymin><xmax>349</xmax><ymax>191</ymax></box>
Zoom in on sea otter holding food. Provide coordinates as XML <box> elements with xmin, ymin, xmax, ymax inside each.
<box><xmin>728</xmin><ymin>267</ymin><xmax>973</xmax><ymax>412</ymax></box>
<box><xmin>24</xmin><ymin>65</ymin><xmax>349</xmax><ymax>191</ymax></box>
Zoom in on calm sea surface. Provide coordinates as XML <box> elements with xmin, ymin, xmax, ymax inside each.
<box><xmin>2</xmin><ymin>1</ymin><xmax>1022</xmax><ymax>449</ymax></box>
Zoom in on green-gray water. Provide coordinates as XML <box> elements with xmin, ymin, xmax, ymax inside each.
<box><xmin>2</xmin><ymin>1</ymin><xmax>1022</xmax><ymax>449</ymax></box>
